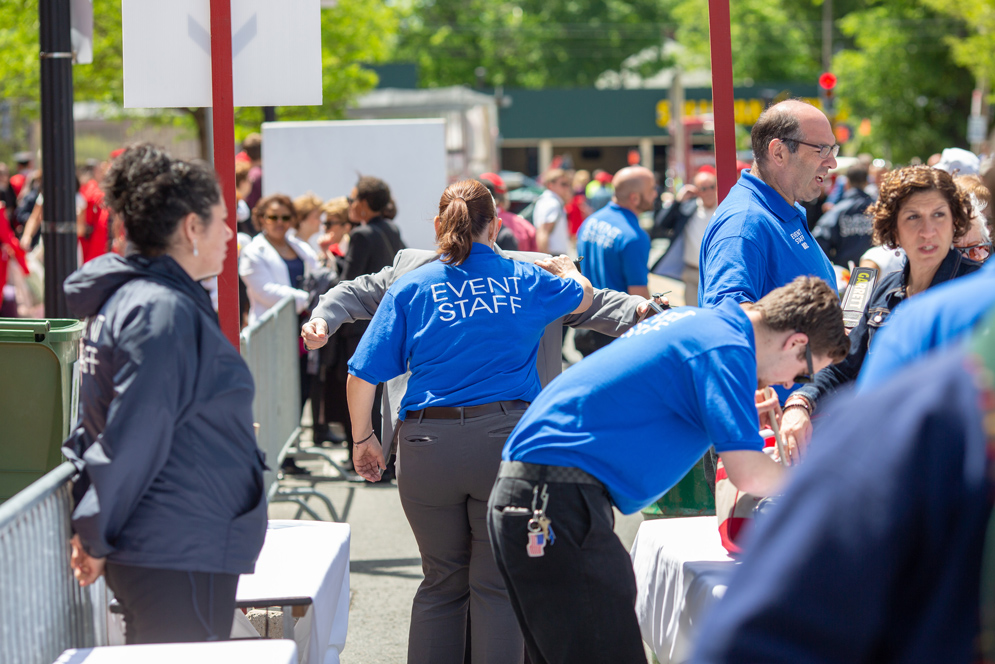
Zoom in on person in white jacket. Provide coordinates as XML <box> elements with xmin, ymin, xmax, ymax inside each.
<box><xmin>239</xmin><ymin>193</ymin><xmax>319</xmax><ymax>325</ymax></box>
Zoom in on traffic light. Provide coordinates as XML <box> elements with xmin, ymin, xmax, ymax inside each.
<box><xmin>819</xmin><ymin>72</ymin><xmax>837</xmax><ymax>117</ymax></box>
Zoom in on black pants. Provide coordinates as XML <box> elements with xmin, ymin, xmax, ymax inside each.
<box><xmin>487</xmin><ymin>476</ymin><xmax>645</xmax><ymax>664</ymax></box>
<box><xmin>105</xmin><ymin>563</ymin><xmax>239</xmax><ymax>644</ymax></box>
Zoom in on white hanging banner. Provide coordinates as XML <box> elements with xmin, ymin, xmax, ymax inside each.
<box><xmin>122</xmin><ymin>0</ymin><xmax>322</xmax><ymax>108</ymax></box>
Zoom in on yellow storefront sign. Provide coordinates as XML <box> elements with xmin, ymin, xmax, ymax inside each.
<box><xmin>656</xmin><ymin>97</ymin><xmax>845</xmax><ymax>128</ymax></box>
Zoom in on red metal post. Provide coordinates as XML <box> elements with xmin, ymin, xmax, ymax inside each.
<box><xmin>210</xmin><ymin>0</ymin><xmax>239</xmax><ymax>347</ymax></box>
<box><xmin>708</xmin><ymin>0</ymin><xmax>737</xmax><ymax>203</ymax></box>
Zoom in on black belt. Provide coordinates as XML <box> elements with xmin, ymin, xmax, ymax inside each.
<box><xmin>408</xmin><ymin>400</ymin><xmax>530</xmax><ymax>421</ymax></box>
<box><xmin>497</xmin><ymin>460</ymin><xmax>604</xmax><ymax>487</ymax></box>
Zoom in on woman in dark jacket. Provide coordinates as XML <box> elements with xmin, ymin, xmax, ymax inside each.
<box><xmin>780</xmin><ymin>165</ymin><xmax>979</xmax><ymax>459</ymax></box>
<box><xmin>63</xmin><ymin>144</ymin><xmax>267</xmax><ymax>644</ymax></box>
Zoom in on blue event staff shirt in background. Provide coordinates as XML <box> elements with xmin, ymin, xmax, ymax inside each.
<box><xmin>858</xmin><ymin>258</ymin><xmax>995</xmax><ymax>390</ymax></box>
<box><xmin>503</xmin><ymin>298</ymin><xmax>765</xmax><ymax>515</ymax></box>
<box><xmin>698</xmin><ymin>170</ymin><xmax>837</xmax><ymax>307</ymax></box>
<box><xmin>576</xmin><ymin>202</ymin><xmax>650</xmax><ymax>292</ymax></box>
<box><xmin>348</xmin><ymin>243</ymin><xmax>584</xmax><ymax>419</ymax></box>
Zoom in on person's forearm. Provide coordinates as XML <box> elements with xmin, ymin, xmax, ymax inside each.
<box><xmin>721</xmin><ymin>450</ymin><xmax>786</xmax><ymax>496</ymax></box>
<box><xmin>346</xmin><ymin>374</ymin><xmax>377</xmax><ymax>439</ymax></box>
<box><xmin>563</xmin><ymin>288</ymin><xmax>644</xmax><ymax>336</ymax></box>
<box><xmin>311</xmin><ymin>268</ymin><xmax>391</xmax><ymax>335</ymax></box>
<box><xmin>536</xmin><ymin>224</ymin><xmax>553</xmax><ymax>253</ymax></box>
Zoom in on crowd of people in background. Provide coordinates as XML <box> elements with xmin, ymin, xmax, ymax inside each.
<box><xmin>22</xmin><ymin>93</ymin><xmax>995</xmax><ymax>662</ymax></box>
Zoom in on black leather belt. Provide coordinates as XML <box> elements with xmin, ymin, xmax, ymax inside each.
<box><xmin>408</xmin><ymin>400</ymin><xmax>530</xmax><ymax>420</ymax></box>
<box><xmin>497</xmin><ymin>460</ymin><xmax>604</xmax><ymax>487</ymax></box>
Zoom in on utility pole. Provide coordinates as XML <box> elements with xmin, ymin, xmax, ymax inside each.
<box><xmin>40</xmin><ymin>0</ymin><xmax>78</xmax><ymax>318</ymax></box>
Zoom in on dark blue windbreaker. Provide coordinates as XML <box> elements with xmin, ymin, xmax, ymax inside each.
<box><xmin>62</xmin><ymin>253</ymin><xmax>266</xmax><ymax>574</ymax></box>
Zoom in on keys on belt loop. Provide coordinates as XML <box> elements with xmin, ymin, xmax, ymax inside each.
<box><xmin>526</xmin><ymin>483</ymin><xmax>554</xmax><ymax>557</ymax></box>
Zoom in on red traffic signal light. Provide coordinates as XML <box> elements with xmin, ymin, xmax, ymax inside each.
<box><xmin>819</xmin><ymin>72</ymin><xmax>838</xmax><ymax>91</ymax></box>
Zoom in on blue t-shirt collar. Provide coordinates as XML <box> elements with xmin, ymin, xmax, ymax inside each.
<box><xmin>606</xmin><ymin>201</ymin><xmax>640</xmax><ymax>228</ymax></box>
<box><xmin>738</xmin><ymin>169</ymin><xmax>808</xmax><ymax>226</ymax></box>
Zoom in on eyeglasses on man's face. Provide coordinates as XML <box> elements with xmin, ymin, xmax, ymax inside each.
<box><xmin>784</xmin><ymin>138</ymin><xmax>840</xmax><ymax>160</ymax></box>
<box><xmin>793</xmin><ymin>342</ymin><xmax>815</xmax><ymax>384</ymax></box>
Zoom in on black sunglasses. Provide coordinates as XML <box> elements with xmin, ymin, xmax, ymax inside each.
<box><xmin>265</xmin><ymin>214</ymin><xmax>293</xmax><ymax>223</ymax></box>
<box><xmin>793</xmin><ymin>343</ymin><xmax>815</xmax><ymax>384</ymax></box>
<box><xmin>321</xmin><ymin>220</ymin><xmax>354</xmax><ymax>230</ymax></box>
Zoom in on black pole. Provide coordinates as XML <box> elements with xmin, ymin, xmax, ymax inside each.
<box><xmin>40</xmin><ymin>0</ymin><xmax>77</xmax><ymax>319</ymax></box>
<box><xmin>263</xmin><ymin>106</ymin><xmax>277</xmax><ymax>123</ymax></box>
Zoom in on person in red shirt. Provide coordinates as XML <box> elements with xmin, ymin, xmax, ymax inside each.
<box><xmin>478</xmin><ymin>172</ymin><xmax>538</xmax><ymax>252</ymax></box>
<box><xmin>78</xmin><ymin>158</ymin><xmax>110</xmax><ymax>263</ymax></box>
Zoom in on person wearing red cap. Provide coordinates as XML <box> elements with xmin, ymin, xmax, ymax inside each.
<box><xmin>479</xmin><ymin>172</ymin><xmax>537</xmax><ymax>252</ymax></box>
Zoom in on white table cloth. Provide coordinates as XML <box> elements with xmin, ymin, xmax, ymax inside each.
<box><xmin>629</xmin><ymin>517</ymin><xmax>736</xmax><ymax>664</ymax></box>
<box><xmin>54</xmin><ymin>640</ymin><xmax>297</xmax><ymax>664</ymax></box>
<box><xmin>237</xmin><ymin>520</ymin><xmax>351</xmax><ymax>664</ymax></box>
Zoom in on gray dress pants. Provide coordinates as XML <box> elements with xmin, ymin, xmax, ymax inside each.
<box><xmin>396</xmin><ymin>408</ymin><xmax>526</xmax><ymax>664</ymax></box>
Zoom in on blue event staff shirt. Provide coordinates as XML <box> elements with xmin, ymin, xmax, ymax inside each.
<box><xmin>858</xmin><ymin>258</ymin><xmax>995</xmax><ymax>390</ymax></box>
<box><xmin>575</xmin><ymin>202</ymin><xmax>650</xmax><ymax>292</ymax></box>
<box><xmin>698</xmin><ymin>170</ymin><xmax>837</xmax><ymax>307</ymax></box>
<box><xmin>503</xmin><ymin>298</ymin><xmax>765</xmax><ymax>515</ymax></box>
<box><xmin>348</xmin><ymin>243</ymin><xmax>584</xmax><ymax>419</ymax></box>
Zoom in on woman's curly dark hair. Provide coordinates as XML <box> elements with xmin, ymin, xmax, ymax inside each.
<box><xmin>102</xmin><ymin>144</ymin><xmax>220</xmax><ymax>255</ymax></box>
<box><xmin>868</xmin><ymin>165</ymin><xmax>972</xmax><ymax>248</ymax></box>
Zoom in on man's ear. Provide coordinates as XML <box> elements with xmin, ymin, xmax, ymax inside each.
<box><xmin>769</xmin><ymin>138</ymin><xmax>787</xmax><ymax>167</ymax></box>
<box><xmin>782</xmin><ymin>330</ymin><xmax>808</xmax><ymax>352</ymax></box>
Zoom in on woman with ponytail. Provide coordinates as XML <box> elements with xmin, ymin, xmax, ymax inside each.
<box><xmin>346</xmin><ymin>179</ymin><xmax>592</xmax><ymax>664</ymax></box>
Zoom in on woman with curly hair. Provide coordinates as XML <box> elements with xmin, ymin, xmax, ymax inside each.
<box><xmin>780</xmin><ymin>165</ymin><xmax>980</xmax><ymax>458</ymax></box>
<box><xmin>63</xmin><ymin>144</ymin><xmax>266</xmax><ymax>643</ymax></box>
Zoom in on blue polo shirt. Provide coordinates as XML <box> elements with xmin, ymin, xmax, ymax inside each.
<box><xmin>698</xmin><ymin>170</ymin><xmax>837</xmax><ymax>307</ymax></box>
<box><xmin>348</xmin><ymin>243</ymin><xmax>584</xmax><ymax>419</ymax></box>
<box><xmin>576</xmin><ymin>202</ymin><xmax>650</xmax><ymax>292</ymax></box>
<box><xmin>503</xmin><ymin>299</ymin><xmax>765</xmax><ymax>515</ymax></box>
<box><xmin>858</xmin><ymin>259</ymin><xmax>995</xmax><ymax>390</ymax></box>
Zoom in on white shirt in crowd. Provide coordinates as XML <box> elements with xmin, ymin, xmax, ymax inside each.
<box><xmin>533</xmin><ymin>189</ymin><xmax>570</xmax><ymax>255</ymax></box>
<box><xmin>682</xmin><ymin>199</ymin><xmax>717</xmax><ymax>268</ymax></box>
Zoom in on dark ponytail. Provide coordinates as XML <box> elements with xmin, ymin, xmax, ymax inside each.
<box><xmin>436</xmin><ymin>179</ymin><xmax>495</xmax><ymax>265</ymax></box>
<box><xmin>103</xmin><ymin>143</ymin><xmax>220</xmax><ymax>256</ymax></box>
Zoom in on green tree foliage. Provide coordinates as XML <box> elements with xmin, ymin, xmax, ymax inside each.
<box><xmin>0</xmin><ymin>0</ymin><xmax>398</xmax><ymax>157</ymax></box>
<box><xmin>833</xmin><ymin>0</ymin><xmax>974</xmax><ymax>162</ymax></box>
<box><xmin>393</xmin><ymin>0</ymin><xmax>672</xmax><ymax>88</ymax></box>
<box><xmin>919</xmin><ymin>0</ymin><xmax>995</xmax><ymax>94</ymax></box>
<box><xmin>666</xmin><ymin>0</ymin><xmax>820</xmax><ymax>83</ymax></box>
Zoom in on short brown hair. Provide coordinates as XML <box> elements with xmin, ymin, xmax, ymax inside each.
<box><xmin>436</xmin><ymin>179</ymin><xmax>495</xmax><ymax>266</ymax></box>
<box><xmin>955</xmin><ymin>174</ymin><xmax>991</xmax><ymax>226</ymax></box>
<box><xmin>322</xmin><ymin>197</ymin><xmax>350</xmax><ymax>224</ymax></box>
<box><xmin>868</xmin><ymin>166</ymin><xmax>972</xmax><ymax>248</ymax></box>
<box><xmin>252</xmin><ymin>194</ymin><xmax>296</xmax><ymax>229</ymax></box>
<box><xmin>234</xmin><ymin>160</ymin><xmax>251</xmax><ymax>188</ymax></box>
<box><xmin>543</xmin><ymin>168</ymin><xmax>568</xmax><ymax>186</ymax></box>
<box><xmin>293</xmin><ymin>192</ymin><xmax>324</xmax><ymax>229</ymax></box>
<box><xmin>751</xmin><ymin>101</ymin><xmax>804</xmax><ymax>175</ymax></box>
<box><xmin>752</xmin><ymin>276</ymin><xmax>850</xmax><ymax>363</ymax></box>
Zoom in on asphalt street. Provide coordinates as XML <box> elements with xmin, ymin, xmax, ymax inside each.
<box><xmin>269</xmin><ymin>441</ymin><xmax>649</xmax><ymax>664</ymax></box>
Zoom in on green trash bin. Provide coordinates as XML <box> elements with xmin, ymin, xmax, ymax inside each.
<box><xmin>0</xmin><ymin>318</ymin><xmax>85</xmax><ymax>502</ymax></box>
<box><xmin>642</xmin><ymin>457</ymin><xmax>716</xmax><ymax>519</ymax></box>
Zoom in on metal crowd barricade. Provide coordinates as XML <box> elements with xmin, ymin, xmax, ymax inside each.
<box><xmin>0</xmin><ymin>462</ymin><xmax>108</xmax><ymax>664</ymax></box>
<box><xmin>240</xmin><ymin>295</ymin><xmax>342</xmax><ymax>521</ymax></box>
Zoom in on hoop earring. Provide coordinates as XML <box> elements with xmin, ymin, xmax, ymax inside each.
<box><xmin>193</xmin><ymin>239</ymin><xmax>199</xmax><ymax>257</ymax></box>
